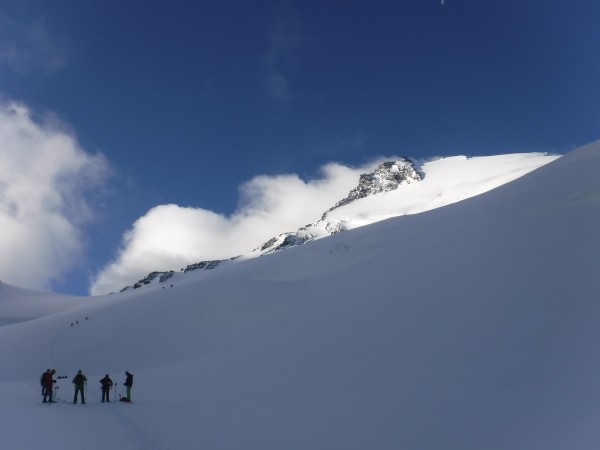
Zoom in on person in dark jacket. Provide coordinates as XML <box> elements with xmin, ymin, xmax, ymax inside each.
<box><xmin>41</xmin><ymin>369</ymin><xmax>49</xmax><ymax>396</ymax></box>
<box><xmin>72</xmin><ymin>370</ymin><xmax>87</xmax><ymax>404</ymax></box>
<box><xmin>123</xmin><ymin>371</ymin><xmax>133</xmax><ymax>402</ymax></box>
<box><xmin>100</xmin><ymin>374</ymin><xmax>113</xmax><ymax>403</ymax></box>
<box><xmin>41</xmin><ymin>369</ymin><xmax>56</xmax><ymax>403</ymax></box>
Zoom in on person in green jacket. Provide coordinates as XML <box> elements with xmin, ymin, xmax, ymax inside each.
<box><xmin>72</xmin><ymin>370</ymin><xmax>87</xmax><ymax>404</ymax></box>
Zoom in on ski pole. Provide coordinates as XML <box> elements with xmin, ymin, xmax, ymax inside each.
<box><xmin>114</xmin><ymin>383</ymin><xmax>118</xmax><ymax>402</ymax></box>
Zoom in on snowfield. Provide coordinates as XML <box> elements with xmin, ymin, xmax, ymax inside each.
<box><xmin>1</xmin><ymin>144</ymin><xmax>599</xmax><ymax>449</ymax></box>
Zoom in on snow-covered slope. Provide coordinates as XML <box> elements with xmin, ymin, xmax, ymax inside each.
<box><xmin>1</xmin><ymin>143</ymin><xmax>599</xmax><ymax>449</ymax></box>
<box><xmin>124</xmin><ymin>152</ymin><xmax>558</xmax><ymax>291</ymax></box>
<box><xmin>254</xmin><ymin>152</ymin><xmax>558</xmax><ymax>255</ymax></box>
<box><xmin>0</xmin><ymin>283</ymin><xmax>84</xmax><ymax>325</ymax></box>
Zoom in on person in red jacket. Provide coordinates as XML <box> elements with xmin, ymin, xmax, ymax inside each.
<box><xmin>41</xmin><ymin>369</ymin><xmax>56</xmax><ymax>403</ymax></box>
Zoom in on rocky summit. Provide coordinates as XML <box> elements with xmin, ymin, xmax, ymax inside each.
<box><xmin>329</xmin><ymin>158</ymin><xmax>422</xmax><ymax>211</ymax></box>
<box><xmin>255</xmin><ymin>158</ymin><xmax>422</xmax><ymax>255</ymax></box>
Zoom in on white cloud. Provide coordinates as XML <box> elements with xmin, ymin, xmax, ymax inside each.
<box><xmin>90</xmin><ymin>160</ymin><xmax>387</xmax><ymax>295</ymax></box>
<box><xmin>0</xmin><ymin>100</ymin><xmax>108</xmax><ymax>290</ymax></box>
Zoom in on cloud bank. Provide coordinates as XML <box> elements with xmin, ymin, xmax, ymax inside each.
<box><xmin>0</xmin><ymin>100</ymin><xmax>108</xmax><ymax>290</ymax></box>
<box><xmin>90</xmin><ymin>160</ymin><xmax>386</xmax><ymax>295</ymax></box>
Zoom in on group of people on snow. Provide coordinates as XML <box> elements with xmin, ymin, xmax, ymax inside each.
<box><xmin>41</xmin><ymin>369</ymin><xmax>133</xmax><ymax>404</ymax></box>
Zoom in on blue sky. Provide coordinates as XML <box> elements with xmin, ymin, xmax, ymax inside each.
<box><xmin>1</xmin><ymin>0</ymin><xmax>599</xmax><ymax>295</ymax></box>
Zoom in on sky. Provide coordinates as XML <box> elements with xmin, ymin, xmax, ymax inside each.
<box><xmin>0</xmin><ymin>142</ymin><xmax>599</xmax><ymax>449</ymax></box>
<box><xmin>0</xmin><ymin>0</ymin><xmax>599</xmax><ymax>295</ymax></box>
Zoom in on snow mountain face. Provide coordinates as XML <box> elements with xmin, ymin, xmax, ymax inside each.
<box><xmin>119</xmin><ymin>259</ymin><xmax>238</xmax><ymax>292</ymax></box>
<box><xmin>255</xmin><ymin>158</ymin><xmax>422</xmax><ymax>255</ymax></box>
<box><xmin>330</xmin><ymin>159</ymin><xmax>423</xmax><ymax>210</ymax></box>
<box><xmin>118</xmin><ymin>152</ymin><xmax>558</xmax><ymax>292</ymax></box>
<box><xmin>2</xmin><ymin>145</ymin><xmax>595</xmax><ymax>450</ymax></box>
<box><xmin>121</xmin><ymin>158</ymin><xmax>421</xmax><ymax>291</ymax></box>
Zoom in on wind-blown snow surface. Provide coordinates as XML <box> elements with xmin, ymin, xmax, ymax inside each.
<box><xmin>323</xmin><ymin>152</ymin><xmax>560</xmax><ymax>230</ymax></box>
<box><xmin>0</xmin><ymin>143</ymin><xmax>599</xmax><ymax>449</ymax></box>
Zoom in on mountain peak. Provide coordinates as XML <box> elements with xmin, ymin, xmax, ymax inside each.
<box><xmin>329</xmin><ymin>158</ymin><xmax>422</xmax><ymax>211</ymax></box>
<box><xmin>115</xmin><ymin>153</ymin><xmax>559</xmax><ymax>292</ymax></box>
<box><xmin>255</xmin><ymin>158</ymin><xmax>422</xmax><ymax>255</ymax></box>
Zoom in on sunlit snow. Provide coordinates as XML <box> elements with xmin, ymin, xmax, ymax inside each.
<box><xmin>1</xmin><ymin>144</ymin><xmax>599</xmax><ymax>449</ymax></box>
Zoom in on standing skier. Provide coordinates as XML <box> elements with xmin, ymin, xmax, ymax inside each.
<box><xmin>122</xmin><ymin>371</ymin><xmax>133</xmax><ymax>402</ymax></box>
<box><xmin>72</xmin><ymin>370</ymin><xmax>87</xmax><ymax>404</ymax></box>
<box><xmin>41</xmin><ymin>369</ymin><xmax>56</xmax><ymax>403</ymax></box>
<box><xmin>100</xmin><ymin>374</ymin><xmax>113</xmax><ymax>403</ymax></box>
<box><xmin>41</xmin><ymin>369</ymin><xmax>49</xmax><ymax>397</ymax></box>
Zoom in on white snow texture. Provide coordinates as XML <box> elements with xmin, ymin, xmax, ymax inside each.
<box><xmin>1</xmin><ymin>143</ymin><xmax>599</xmax><ymax>450</ymax></box>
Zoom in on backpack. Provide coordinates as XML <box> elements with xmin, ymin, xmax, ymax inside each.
<box><xmin>41</xmin><ymin>372</ymin><xmax>50</xmax><ymax>386</ymax></box>
<box><xmin>73</xmin><ymin>374</ymin><xmax>84</xmax><ymax>387</ymax></box>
